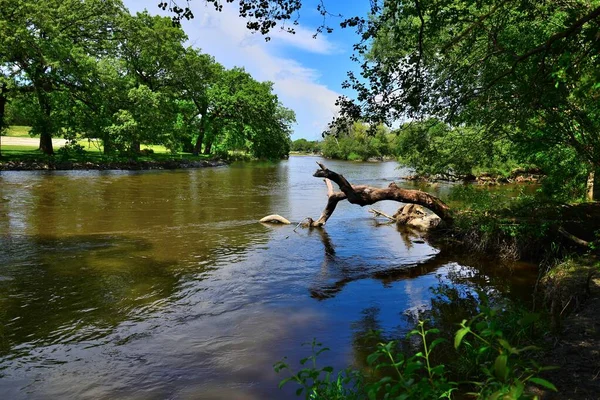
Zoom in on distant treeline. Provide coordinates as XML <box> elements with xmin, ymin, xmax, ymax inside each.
<box><xmin>294</xmin><ymin>119</ymin><xmax>593</xmax><ymax>200</ymax></box>
<box><xmin>1</xmin><ymin>0</ymin><xmax>295</xmax><ymax>159</ymax></box>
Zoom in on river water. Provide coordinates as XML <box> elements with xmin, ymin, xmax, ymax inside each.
<box><xmin>0</xmin><ymin>156</ymin><xmax>536</xmax><ymax>399</ymax></box>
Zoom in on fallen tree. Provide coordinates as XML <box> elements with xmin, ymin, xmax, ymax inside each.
<box><xmin>306</xmin><ymin>162</ymin><xmax>453</xmax><ymax>227</ymax></box>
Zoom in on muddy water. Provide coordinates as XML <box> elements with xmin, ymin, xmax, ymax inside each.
<box><xmin>0</xmin><ymin>156</ymin><xmax>536</xmax><ymax>399</ymax></box>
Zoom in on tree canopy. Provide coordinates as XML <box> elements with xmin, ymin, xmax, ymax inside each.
<box><xmin>0</xmin><ymin>0</ymin><xmax>296</xmax><ymax>159</ymax></box>
<box><xmin>162</xmin><ymin>0</ymin><xmax>600</xmax><ymax>198</ymax></box>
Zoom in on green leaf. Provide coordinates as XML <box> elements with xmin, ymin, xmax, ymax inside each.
<box><xmin>498</xmin><ymin>338</ymin><xmax>514</xmax><ymax>352</ymax></box>
<box><xmin>454</xmin><ymin>327</ymin><xmax>470</xmax><ymax>349</ymax></box>
<box><xmin>278</xmin><ymin>377</ymin><xmax>294</xmax><ymax>389</ymax></box>
<box><xmin>429</xmin><ymin>337</ymin><xmax>447</xmax><ymax>351</ymax></box>
<box><xmin>367</xmin><ymin>353</ymin><xmax>381</xmax><ymax>365</ymax></box>
<box><xmin>517</xmin><ymin>313</ymin><xmax>540</xmax><ymax>327</ymax></box>
<box><xmin>494</xmin><ymin>354</ymin><xmax>508</xmax><ymax>382</ymax></box>
<box><xmin>507</xmin><ymin>381</ymin><xmax>524</xmax><ymax>398</ymax></box>
<box><xmin>529</xmin><ymin>377</ymin><xmax>558</xmax><ymax>391</ymax></box>
<box><xmin>315</xmin><ymin>347</ymin><xmax>330</xmax><ymax>356</ymax></box>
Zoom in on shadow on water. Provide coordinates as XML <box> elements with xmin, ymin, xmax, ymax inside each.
<box><xmin>0</xmin><ymin>157</ymin><xmax>541</xmax><ymax>399</ymax></box>
<box><xmin>0</xmin><ymin>234</ymin><xmax>182</xmax><ymax>361</ymax></box>
<box><xmin>307</xmin><ymin>225</ymin><xmax>537</xmax><ymax>302</ymax></box>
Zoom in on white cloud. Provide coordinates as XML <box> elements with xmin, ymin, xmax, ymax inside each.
<box><xmin>267</xmin><ymin>24</ymin><xmax>339</xmax><ymax>55</ymax></box>
<box><xmin>124</xmin><ymin>0</ymin><xmax>341</xmax><ymax>140</ymax></box>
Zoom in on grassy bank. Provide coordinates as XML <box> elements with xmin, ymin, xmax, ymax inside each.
<box><xmin>0</xmin><ymin>143</ymin><xmax>227</xmax><ymax>171</ymax></box>
<box><xmin>5</xmin><ymin>126</ymin><xmax>33</xmax><ymax>137</ymax></box>
<box><xmin>430</xmin><ymin>187</ymin><xmax>600</xmax><ymax>262</ymax></box>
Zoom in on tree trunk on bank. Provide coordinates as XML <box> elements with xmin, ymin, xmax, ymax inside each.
<box><xmin>193</xmin><ymin>123</ymin><xmax>205</xmax><ymax>156</ymax></box>
<box><xmin>203</xmin><ymin>139</ymin><xmax>213</xmax><ymax>155</ymax></box>
<box><xmin>130</xmin><ymin>141</ymin><xmax>141</xmax><ymax>154</ymax></box>
<box><xmin>0</xmin><ymin>84</ymin><xmax>7</xmax><ymax>158</ymax></box>
<box><xmin>103</xmin><ymin>130</ymin><xmax>113</xmax><ymax>154</ymax></box>
<box><xmin>307</xmin><ymin>163</ymin><xmax>453</xmax><ymax>227</ymax></box>
<box><xmin>586</xmin><ymin>168</ymin><xmax>599</xmax><ymax>201</ymax></box>
<box><xmin>35</xmin><ymin>89</ymin><xmax>54</xmax><ymax>155</ymax></box>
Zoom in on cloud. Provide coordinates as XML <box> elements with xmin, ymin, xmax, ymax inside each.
<box><xmin>267</xmin><ymin>24</ymin><xmax>339</xmax><ymax>55</ymax></box>
<box><xmin>124</xmin><ymin>0</ymin><xmax>341</xmax><ymax>140</ymax></box>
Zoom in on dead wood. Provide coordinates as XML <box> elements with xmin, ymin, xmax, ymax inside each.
<box><xmin>369</xmin><ymin>208</ymin><xmax>397</xmax><ymax>221</ymax></box>
<box><xmin>307</xmin><ymin>162</ymin><xmax>453</xmax><ymax>227</ymax></box>
<box><xmin>558</xmin><ymin>226</ymin><xmax>591</xmax><ymax>248</ymax></box>
<box><xmin>259</xmin><ymin>214</ymin><xmax>291</xmax><ymax>224</ymax></box>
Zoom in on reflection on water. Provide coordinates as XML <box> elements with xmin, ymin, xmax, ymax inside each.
<box><xmin>0</xmin><ymin>157</ymin><xmax>536</xmax><ymax>399</ymax></box>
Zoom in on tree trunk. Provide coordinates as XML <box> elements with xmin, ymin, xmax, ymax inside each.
<box><xmin>586</xmin><ymin>168</ymin><xmax>599</xmax><ymax>201</ymax></box>
<box><xmin>193</xmin><ymin>122</ymin><xmax>205</xmax><ymax>156</ymax></box>
<box><xmin>103</xmin><ymin>130</ymin><xmax>113</xmax><ymax>154</ymax></box>
<box><xmin>36</xmin><ymin>89</ymin><xmax>54</xmax><ymax>155</ymax></box>
<box><xmin>0</xmin><ymin>84</ymin><xmax>6</xmax><ymax>158</ymax></box>
<box><xmin>307</xmin><ymin>163</ymin><xmax>453</xmax><ymax>227</ymax></box>
<box><xmin>130</xmin><ymin>141</ymin><xmax>141</xmax><ymax>154</ymax></box>
<box><xmin>203</xmin><ymin>139</ymin><xmax>213</xmax><ymax>155</ymax></box>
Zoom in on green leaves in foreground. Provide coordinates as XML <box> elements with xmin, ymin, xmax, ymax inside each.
<box><xmin>453</xmin><ymin>295</ymin><xmax>558</xmax><ymax>399</ymax></box>
<box><xmin>277</xmin><ymin>306</ymin><xmax>558</xmax><ymax>399</ymax></box>
<box><xmin>273</xmin><ymin>339</ymin><xmax>364</xmax><ymax>400</ymax></box>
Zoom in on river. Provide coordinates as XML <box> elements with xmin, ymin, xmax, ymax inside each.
<box><xmin>0</xmin><ymin>156</ymin><xmax>536</xmax><ymax>399</ymax></box>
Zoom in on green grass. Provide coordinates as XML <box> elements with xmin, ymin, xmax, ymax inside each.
<box><xmin>1</xmin><ymin>126</ymin><xmax>217</xmax><ymax>162</ymax></box>
<box><xmin>0</xmin><ymin>144</ymin><xmax>213</xmax><ymax>163</ymax></box>
<box><xmin>4</xmin><ymin>126</ymin><xmax>34</xmax><ymax>138</ymax></box>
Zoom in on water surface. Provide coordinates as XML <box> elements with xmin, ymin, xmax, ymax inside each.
<box><xmin>0</xmin><ymin>156</ymin><xmax>536</xmax><ymax>399</ymax></box>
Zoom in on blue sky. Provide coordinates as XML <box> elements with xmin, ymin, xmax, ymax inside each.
<box><xmin>123</xmin><ymin>0</ymin><xmax>372</xmax><ymax>141</ymax></box>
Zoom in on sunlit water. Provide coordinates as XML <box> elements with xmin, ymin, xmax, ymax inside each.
<box><xmin>0</xmin><ymin>156</ymin><xmax>536</xmax><ymax>399</ymax></box>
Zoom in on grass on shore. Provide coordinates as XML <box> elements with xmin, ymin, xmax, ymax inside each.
<box><xmin>0</xmin><ymin>144</ymin><xmax>212</xmax><ymax>163</ymax></box>
<box><xmin>4</xmin><ymin>126</ymin><xmax>33</xmax><ymax>137</ymax></box>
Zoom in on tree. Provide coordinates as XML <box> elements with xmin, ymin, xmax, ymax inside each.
<box><xmin>110</xmin><ymin>11</ymin><xmax>187</xmax><ymax>152</ymax></box>
<box><xmin>339</xmin><ymin>1</ymin><xmax>600</xmax><ymax>199</ymax></box>
<box><xmin>394</xmin><ymin>119</ymin><xmax>518</xmax><ymax>180</ymax></box>
<box><xmin>196</xmin><ymin>67</ymin><xmax>294</xmax><ymax>159</ymax></box>
<box><xmin>321</xmin><ymin>121</ymin><xmax>391</xmax><ymax>161</ymax></box>
<box><xmin>0</xmin><ymin>0</ymin><xmax>124</xmax><ymax>155</ymax></box>
<box><xmin>164</xmin><ymin>1</ymin><xmax>600</xmax><ymax>199</ymax></box>
<box><xmin>291</xmin><ymin>138</ymin><xmax>321</xmax><ymax>153</ymax></box>
<box><xmin>249</xmin><ymin>102</ymin><xmax>295</xmax><ymax>159</ymax></box>
<box><xmin>172</xmin><ymin>48</ymin><xmax>224</xmax><ymax>155</ymax></box>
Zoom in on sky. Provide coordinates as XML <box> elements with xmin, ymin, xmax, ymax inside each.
<box><xmin>123</xmin><ymin>0</ymin><xmax>372</xmax><ymax>141</ymax></box>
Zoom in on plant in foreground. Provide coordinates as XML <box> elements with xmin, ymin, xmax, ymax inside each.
<box><xmin>454</xmin><ymin>299</ymin><xmax>558</xmax><ymax>399</ymax></box>
<box><xmin>275</xmin><ymin>307</ymin><xmax>558</xmax><ymax>399</ymax></box>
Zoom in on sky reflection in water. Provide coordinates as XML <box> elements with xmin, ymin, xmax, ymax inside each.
<box><xmin>0</xmin><ymin>157</ymin><xmax>536</xmax><ymax>399</ymax></box>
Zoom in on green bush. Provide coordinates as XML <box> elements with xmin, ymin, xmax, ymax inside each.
<box><xmin>275</xmin><ymin>294</ymin><xmax>557</xmax><ymax>399</ymax></box>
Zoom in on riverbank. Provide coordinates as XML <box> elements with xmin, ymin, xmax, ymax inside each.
<box><xmin>0</xmin><ymin>158</ymin><xmax>228</xmax><ymax>171</ymax></box>
<box><xmin>535</xmin><ymin>256</ymin><xmax>600</xmax><ymax>399</ymax></box>
<box><xmin>427</xmin><ymin>199</ymin><xmax>600</xmax><ymax>398</ymax></box>
<box><xmin>402</xmin><ymin>167</ymin><xmax>545</xmax><ymax>185</ymax></box>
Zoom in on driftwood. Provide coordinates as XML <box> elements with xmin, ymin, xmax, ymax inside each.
<box><xmin>259</xmin><ymin>214</ymin><xmax>291</xmax><ymax>224</ymax></box>
<box><xmin>558</xmin><ymin>226</ymin><xmax>590</xmax><ymax>248</ymax></box>
<box><xmin>307</xmin><ymin>162</ymin><xmax>453</xmax><ymax>228</ymax></box>
<box><xmin>368</xmin><ymin>208</ymin><xmax>396</xmax><ymax>222</ymax></box>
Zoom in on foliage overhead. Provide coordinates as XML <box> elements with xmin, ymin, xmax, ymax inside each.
<box><xmin>162</xmin><ymin>0</ymin><xmax>600</xmax><ymax>197</ymax></box>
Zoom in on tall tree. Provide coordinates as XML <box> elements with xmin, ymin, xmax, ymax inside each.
<box><xmin>112</xmin><ymin>11</ymin><xmax>187</xmax><ymax>152</ymax></box>
<box><xmin>0</xmin><ymin>0</ymin><xmax>124</xmax><ymax>155</ymax></box>
<box><xmin>172</xmin><ymin>48</ymin><xmax>224</xmax><ymax>155</ymax></box>
<box><xmin>338</xmin><ymin>0</ymin><xmax>600</xmax><ymax>198</ymax></box>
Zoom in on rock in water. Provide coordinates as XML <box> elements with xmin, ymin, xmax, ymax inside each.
<box><xmin>393</xmin><ymin>204</ymin><xmax>441</xmax><ymax>230</ymax></box>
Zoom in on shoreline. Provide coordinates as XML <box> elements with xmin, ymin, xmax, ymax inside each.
<box><xmin>0</xmin><ymin>158</ymin><xmax>228</xmax><ymax>171</ymax></box>
<box><xmin>401</xmin><ymin>168</ymin><xmax>545</xmax><ymax>185</ymax></box>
